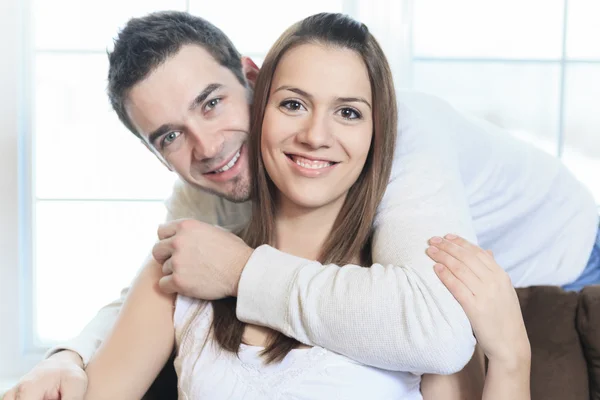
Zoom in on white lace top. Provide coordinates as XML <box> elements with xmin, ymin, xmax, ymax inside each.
<box><xmin>174</xmin><ymin>295</ymin><xmax>423</xmax><ymax>400</ymax></box>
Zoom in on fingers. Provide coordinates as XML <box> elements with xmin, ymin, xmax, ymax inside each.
<box><xmin>157</xmin><ymin>220</ymin><xmax>180</xmax><ymax>241</ymax></box>
<box><xmin>59</xmin><ymin>375</ymin><xmax>87</xmax><ymax>400</ymax></box>
<box><xmin>444</xmin><ymin>234</ymin><xmax>496</xmax><ymax>270</ymax></box>
<box><xmin>427</xmin><ymin>241</ymin><xmax>483</xmax><ymax>292</ymax></box>
<box><xmin>8</xmin><ymin>381</ymin><xmax>44</xmax><ymax>400</ymax></box>
<box><xmin>430</xmin><ymin>236</ymin><xmax>491</xmax><ymax>278</ymax></box>
<box><xmin>442</xmin><ymin>234</ymin><xmax>482</xmax><ymax>254</ymax></box>
<box><xmin>161</xmin><ymin>259</ymin><xmax>173</xmax><ymax>275</ymax></box>
<box><xmin>434</xmin><ymin>263</ymin><xmax>474</xmax><ymax>311</ymax></box>
<box><xmin>158</xmin><ymin>274</ymin><xmax>177</xmax><ymax>294</ymax></box>
<box><xmin>152</xmin><ymin>237</ymin><xmax>175</xmax><ymax>265</ymax></box>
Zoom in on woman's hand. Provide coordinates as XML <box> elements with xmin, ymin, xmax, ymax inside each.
<box><xmin>426</xmin><ymin>234</ymin><xmax>530</xmax><ymax>369</ymax></box>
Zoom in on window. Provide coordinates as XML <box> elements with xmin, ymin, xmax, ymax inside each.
<box><xmin>410</xmin><ymin>0</ymin><xmax>600</xmax><ymax>204</ymax></box>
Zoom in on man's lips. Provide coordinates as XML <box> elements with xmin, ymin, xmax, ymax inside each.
<box><xmin>201</xmin><ymin>144</ymin><xmax>247</xmax><ymax>183</ymax></box>
<box><xmin>205</xmin><ymin>147</ymin><xmax>243</xmax><ymax>175</ymax></box>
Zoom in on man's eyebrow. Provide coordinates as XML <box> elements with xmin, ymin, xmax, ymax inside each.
<box><xmin>148</xmin><ymin>124</ymin><xmax>178</xmax><ymax>146</ymax></box>
<box><xmin>336</xmin><ymin>97</ymin><xmax>372</xmax><ymax>109</ymax></box>
<box><xmin>189</xmin><ymin>83</ymin><xmax>223</xmax><ymax>111</ymax></box>
<box><xmin>273</xmin><ymin>86</ymin><xmax>313</xmax><ymax>100</ymax></box>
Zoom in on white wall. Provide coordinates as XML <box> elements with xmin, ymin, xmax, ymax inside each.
<box><xmin>0</xmin><ymin>0</ymin><xmax>28</xmax><ymax>384</ymax></box>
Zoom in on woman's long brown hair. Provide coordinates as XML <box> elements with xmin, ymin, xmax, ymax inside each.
<box><xmin>211</xmin><ymin>13</ymin><xmax>398</xmax><ymax>363</ymax></box>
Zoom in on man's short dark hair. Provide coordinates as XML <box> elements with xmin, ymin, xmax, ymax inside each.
<box><xmin>107</xmin><ymin>11</ymin><xmax>246</xmax><ymax>137</ymax></box>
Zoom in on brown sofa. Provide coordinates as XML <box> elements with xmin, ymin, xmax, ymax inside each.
<box><xmin>517</xmin><ymin>285</ymin><xmax>600</xmax><ymax>400</ymax></box>
<box><xmin>144</xmin><ymin>285</ymin><xmax>600</xmax><ymax>400</ymax></box>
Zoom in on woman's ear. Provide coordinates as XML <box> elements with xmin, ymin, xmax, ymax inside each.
<box><xmin>241</xmin><ymin>56</ymin><xmax>260</xmax><ymax>89</ymax></box>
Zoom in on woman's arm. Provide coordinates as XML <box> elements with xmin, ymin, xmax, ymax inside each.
<box><xmin>427</xmin><ymin>235</ymin><xmax>531</xmax><ymax>400</ymax></box>
<box><xmin>84</xmin><ymin>255</ymin><xmax>176</xmax><ymax>400</ymax></box>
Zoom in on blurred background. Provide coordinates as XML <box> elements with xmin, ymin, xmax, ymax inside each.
<box><xmin>1</xmin><ymin>0</ymin><xmax>599</xmax><ymax>386</ymax></box>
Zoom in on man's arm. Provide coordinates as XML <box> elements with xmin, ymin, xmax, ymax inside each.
<box><xmin>3</xmin><ymin>290</ymin><xmax>128</xmax><ymax>400</ymax></box>
<box><xmin>46</xmin><ymin>288</ymin><xmax>129</xmax><ymax>366</ymax></box>
<box><xmin>5</xmin><ymin>182</ymin><xmax>199</xmax><ymax>400</ymax></box>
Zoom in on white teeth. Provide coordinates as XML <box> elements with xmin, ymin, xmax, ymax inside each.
<box><xmin>293</xmin><ymin>156</ymin><xmax>333</xmax><ymax>170</ymax></box>
<box><xmin>214</xmin><ymin>150</ymin><xmax>241</xmax><ymax>173</ymax></box>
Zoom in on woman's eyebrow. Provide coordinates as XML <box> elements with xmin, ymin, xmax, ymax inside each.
<box><xmin>335</xmin><ymin>97</ymin><xmax>371</xmax><ymax>109</ymax></box>
<box><xmin>273</xmin><ymin>85</ymin><xmax>313</xmax><ymax>101</ymax></box>
<box><xmin>273</xmin><ymin>85</ymin><xmax>371</xmax><ymax>109</ymax></box>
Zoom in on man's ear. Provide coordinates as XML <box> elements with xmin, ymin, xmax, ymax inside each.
<box><xmin>140</xmin><ymin>138</ymin><xmax>172</xmax><ymax>171</ymax></box>
<box><xmin>241</xmin><ymin>56</ymin><xmax>260</xmax><ymax>89</ymax></box>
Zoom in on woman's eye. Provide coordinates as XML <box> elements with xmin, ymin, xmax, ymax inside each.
<box><xmin>161</xmin><ymin>131</ymin><xmax>182</xmax><ymax>148</ymax></box>
<box><xmin>204</xmin><ymin>98</ymin><xmax>221</xmax><ymax>111</ymax></box>
<box><xmin>281</xmin><ymin>100</ymin><xmax>304</xmax><ymax>112</ymax></box>
<box><xmin>339</xmin><ymin>108</ymin><xmax>361</xmax><ymax>120</ymax></box>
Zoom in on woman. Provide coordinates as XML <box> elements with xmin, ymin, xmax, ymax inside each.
<box><xmin>84</xmin><ymin>13</ymin><xmax>530</xmax><ymax>399</ymax></box>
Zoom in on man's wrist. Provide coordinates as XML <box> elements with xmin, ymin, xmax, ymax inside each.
<box><xmin>49</xmin><ymin>349</ymin><xmax>84</xmax><ymax>369</ymax></box>
<box><xmin>230</xmin><ymin>245</ymin><xmax>254</xmax><ymax>297</ymax></box>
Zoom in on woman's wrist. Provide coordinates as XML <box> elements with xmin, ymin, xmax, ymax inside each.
<box><xmin>484</xmin><ymin>350</ymin><xmax>531</xmax><ymax>400</ymax></box>
<box><xmin>488</xmin><ymin>342</ymin><xmax>531</xmax><ymax>375</ymax></box>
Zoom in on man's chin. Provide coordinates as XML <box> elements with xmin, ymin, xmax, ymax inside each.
<box><xmin>187</xmin><ymin>176</ymin><xmax>251</xmax><ymax>203</ymax></box>
<box><xmin>223</xmin><ymin>177</ymin><xmax>252</xmax><ymax>203</ymax></box>
<box><xmin>221</xmin><ymin>187</ymin><xmax>251</xmax><ymax>203</ymax></box>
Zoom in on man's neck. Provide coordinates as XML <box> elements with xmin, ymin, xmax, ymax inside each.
<box><xmin>274</xmin><ymin>195</ymin><xmax>345</xmax><ymax>261</ymax></box>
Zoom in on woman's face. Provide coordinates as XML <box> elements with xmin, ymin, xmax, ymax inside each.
<box><xmin>261</xmin><ymin>43</ymin><xmax>373</xmax><ymax>211</ymax></box>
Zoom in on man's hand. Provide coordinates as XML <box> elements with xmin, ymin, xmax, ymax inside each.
<box><xmin>152</xmin><ymin>219</ymin><xmax>253</xmax><ymax>299</ymax></box>
<box><xmin>4</xmin><ymin>350</ymin><xmax>87</xmax><ymax>400</ymax></box>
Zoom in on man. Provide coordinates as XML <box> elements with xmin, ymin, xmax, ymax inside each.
<box><xmin>7</xmin><ymin>10</ymin><xmax>598</xmax><ymax>400</ymax></box>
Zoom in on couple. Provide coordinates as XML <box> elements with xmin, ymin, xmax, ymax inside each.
<box><xmin>91</xmin><ymin>11</ymin><xmax>527</xmax><ymax>399</ymax></box>
<box><xmin>7</xmin><ymin>9</ymin><xmax>600</xmax><ymax>400</ymax></box>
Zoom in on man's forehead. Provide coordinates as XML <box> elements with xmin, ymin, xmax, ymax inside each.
<box><xmin>143</xmin><ymin>46</ymin><xmax>229</xmax><ymax>87</ymax></box>
<box><xmin>126</xmin><ymin>49</ymin><xmax>231</xmax><ymax>113</ymax></box>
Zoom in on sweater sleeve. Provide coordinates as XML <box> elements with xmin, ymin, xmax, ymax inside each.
<box><xmin>46</xmin><ymin>288</ymin><xmax>128</xmax><ymax>366</ymax></box>
<box><xmin>236</xmin><ymin>99</ymin><xmax>478</xmax><ymax>374</ymax></box>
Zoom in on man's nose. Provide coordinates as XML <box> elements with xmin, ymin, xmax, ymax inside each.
<box><xmin>189</xmin><ymin>127</ymin><xmax>222</xmax><ymax>160</ymax></box>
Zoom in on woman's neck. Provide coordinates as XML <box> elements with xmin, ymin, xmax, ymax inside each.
<box><xmin>274</xmin><ymin>195</ymin><xmax>345</xmax><ymax>261</ymax></box>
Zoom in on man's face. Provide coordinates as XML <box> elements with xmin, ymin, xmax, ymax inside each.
<box><xmin>125</xmin><ymin>45</ymin><xmax>253</xmax><ymax>202</ymax></box>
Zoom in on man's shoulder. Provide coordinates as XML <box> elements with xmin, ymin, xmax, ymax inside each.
<box><xmin>165</xmin><ymin>179</ymin><xmax>221</xmax><ymax>223</ymax></box>
<box><xmin>393</xmin><ymin>91</ymin><xmax>460</xmax><ymax>156</ymax></box>
<box><xmin>165</xmin><ymin>179</ymin><xmax>252</xmax><ymax>228</ymax></box>
<box><xmin>396</xmin><ymin>90</ymin><xmax>465</xmax><ymax>130</ymax></box>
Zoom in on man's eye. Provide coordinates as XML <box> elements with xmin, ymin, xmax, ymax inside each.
<box><xmin>204</xmin><ymin>98</ymin><xmax>221</xmax><ymax>111</ymax></box>
<box><xmin>339</xmin><ymin>107</ymin><xmax>361</xmax><ymax>120</ymax></box>
<box><xmin>161</xmin><ymin>131</ymin><xmax>182</xmax><ymax>148</ymax></box>
<box><xmin>280</xmin><ymin>100</ymin><xmax>305</xmax><ymax>112</ymax></box>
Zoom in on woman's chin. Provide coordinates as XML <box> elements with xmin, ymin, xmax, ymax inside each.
<box><xmin>279</xmin><ymin>189</ymin><xmax>347</xmax><ymax>212</ymax></box>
